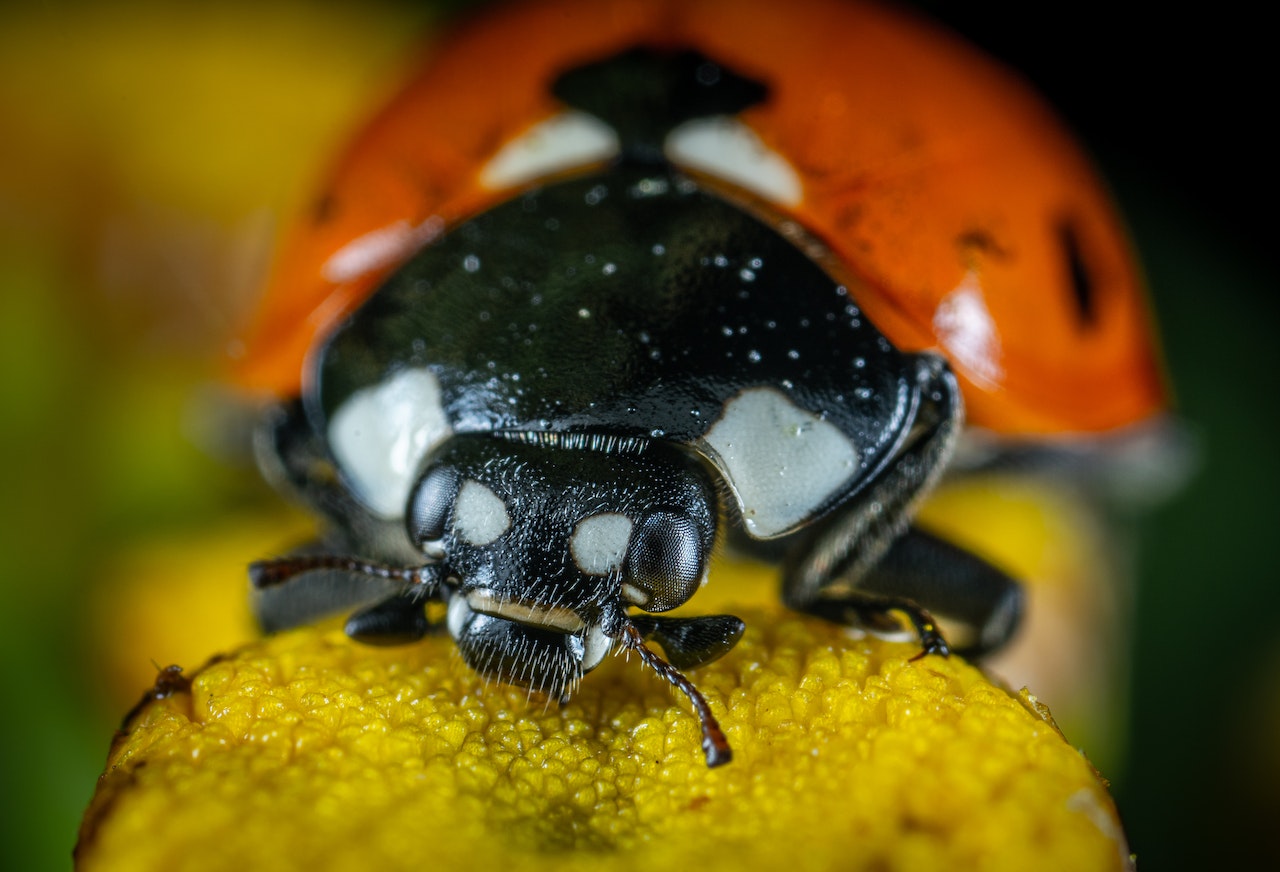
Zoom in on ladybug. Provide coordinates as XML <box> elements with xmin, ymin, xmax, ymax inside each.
<box><xmin>241</xmin><ymin>0</ymin><xmax>1167</xmax><ymax>767</ymax></box>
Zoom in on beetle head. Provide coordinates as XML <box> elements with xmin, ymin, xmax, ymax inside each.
<box><xmin>406</xmin><ymin>433</ymin><xmax>719</xmax><ymax>698</ymax></box>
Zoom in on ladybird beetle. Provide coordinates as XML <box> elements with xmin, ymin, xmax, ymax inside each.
<box><xmin>240</xmin><ymin>0</ymin><xmax>1167</xmax><ymax>767</ymax></box>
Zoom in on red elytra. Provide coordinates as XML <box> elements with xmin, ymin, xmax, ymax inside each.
<box><xmin>233</xmin><ymin>0</ymin><xmax>1166</xmax><ymax>436</ymax></box>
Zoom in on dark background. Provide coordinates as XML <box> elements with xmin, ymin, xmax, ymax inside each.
<box><xmin>917</xmin><ymin>5</ymin><xmax>1276</xmax><ymax>868</ymax></box>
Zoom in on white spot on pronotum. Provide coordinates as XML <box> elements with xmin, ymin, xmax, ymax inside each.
<box><xmin>934</xmin><ymin>271</ymin><xmax>1003</xmax><ymax>387</ymax></box>
<box><xmin>329</xmin><ymin>368</ymin><xmax>451</xmax><ymax>518</ymax></box>
<box><xmin>569</xmin><ymin>513</ymin><xmax>634</xmax><ymax>576</ymax></box>
<box><xmin>664</xmin><ymin>117</ymin><xmax>803</xmax><ymax>207</ymax></box>
<box><xmin>321</xmin><ymin>217</ymin><xmax>445</xmax><ymax>283</ymax></box>
<box><xmin>453</xmin><ymin>480</ymin><xmax>511</xmax><ymax>546</ymax></box>
<box><xmin>701</xmin><ymin>387</ymin><xmax>859</xmax><ymax>538</ymax></box>
<box><xmin>479</xmin><ymin>111</ymin><xmax>620</xmax><ymax>191</ymax></box>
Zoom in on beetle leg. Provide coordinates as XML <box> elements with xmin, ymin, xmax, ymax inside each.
<box><xmin>250</xmin><ymin>553</ymin><xmax>401</xmax><ymax>633</ymax></box>
<box><xmin>780</xmin><ymin>354</ymin><xmax>1025</xmax><ymax>657</ymax></box>
<box><xmin>619</xmin><ymin>622</ymin><xmax>733</xmax><ymax>767</ymax></box>
<box><xmin>854</xmin><ymin>527</ymin><xmax>1023</xmax><ymax>657</ymax></box>
<box><xmin>787</xmin><ymin>526</ymin><xmax>1024</xmax><ymax>658</ymax></box>
<box><xmin>252</xmin><ymin>400</ymin><xmax>434</xmax><ymax>633</ymax></box>
<box><xmin>343</xmin><ymin>593</ymin><xmax>436</xmax><ymax>645</ymax></box>
<box><xmin>800</xmin><ymin>593</ymin><xmax>950</xmax><ymax>659</ymax></box>
<box><xmin>629</xmin><ymin>614</ymin><xmax>746</xmax><ymax>670</ymax></box>
<box><xmin>250</xmin><ymin>555</ymin><xmax>444</xmax><ymax>635</ymax></box>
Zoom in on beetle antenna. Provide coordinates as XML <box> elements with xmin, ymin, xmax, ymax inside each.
<box><xmin>249</xmin><ymin>555</ymin><xmax>439</xmax><ymax>592</ymax></box>
<box><xmin>620</xmin><ymin>622</ymin><xmax>732</xmax><ymax>767</ymax></box>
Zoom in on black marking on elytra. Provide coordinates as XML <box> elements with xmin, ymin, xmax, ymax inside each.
<box><xmin>552</xmin><ymin>47</ymin><xmax>768</xmax><ymax>164</ymax></box>
<box><xmin>1057</xmin><ymin>218</ymin><xmax>1097</xmax><ymax>327</ymax></box>
<box><xmin>311</xmin><ymin>192</ymin><xmax>336</xmax><ymax>225</ymax></box>
<box><xmin>957</xmin><ymin>228</ymin><xmax>1010</xmax><ymax>261</ymax></box>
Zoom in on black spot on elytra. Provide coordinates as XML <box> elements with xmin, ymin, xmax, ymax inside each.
<box><xmin>1057</xmin><ymin>218</ymin><xmax>1097</xmax><ymax>327</ymax></box>
<box><xmin>957</xmin><ymin>228</ymin><xmax>1010</xmax><ymax>260</ymax></box>
<box><xmin>551</xmin><ymin>47</ymin><xmax>768</xmax><ymax>164</ymax></box>
<box><xmin>312</xmin><ymin>193</ymin><xmax>336</xmax><ymax>224</ymax></box>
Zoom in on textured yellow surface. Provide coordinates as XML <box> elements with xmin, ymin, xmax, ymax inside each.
<box><xmin>917</xmin><ymin>475</ymin><xmax>1126</xmax><ymax>767</ymax></box>
<box><xmin>78</xmin><ymin>600</ymin><xmax>1130</xmax><ymax>872</ymax></box>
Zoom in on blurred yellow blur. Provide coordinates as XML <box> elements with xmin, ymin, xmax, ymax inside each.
<box><xmin>1</xmin><ymin>0</ymin><xmax>429</xmax><ymax>355</ymax></box>
<box><xmin>0</xmin><ymin>3</ymin><xmax>433</xmax><ymax>869</ymax></box>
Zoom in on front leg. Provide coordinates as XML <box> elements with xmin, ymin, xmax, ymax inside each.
<box><xmin>782</xmin><ymin>355</ymin><xmax>1024</xmax><ymax>658</ymax></box>
<box><xmin>794</xmin><ymin>526</ymin><xmax>1024</xmax><ymax>657</ymax></box>
<box><xmin>801</xmin><ymin>590</ymin><xmax>951</xmax><ymax>659</ymax></box>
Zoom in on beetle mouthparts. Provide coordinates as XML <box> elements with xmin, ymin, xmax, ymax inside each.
<box><xmin>465</xmin><ymin>588</ymin><xmax>587</xmax><ymax>633</ymax></box>
<box><xmin>620</xmin><ymin>622</ymin><xmax>732</xmax><ymax>767</ymax></box>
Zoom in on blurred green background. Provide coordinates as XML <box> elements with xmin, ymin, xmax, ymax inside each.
<box><xmin>0</xmin><ymin>2</ymin><xmax>1273</xmax><ymax>870</ymax></box>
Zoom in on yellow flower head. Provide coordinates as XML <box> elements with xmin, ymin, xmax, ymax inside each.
<box><xmin>78</xmin><ymin>601</ymin><xmax>1130</xmax><ymax>872</ymax></box>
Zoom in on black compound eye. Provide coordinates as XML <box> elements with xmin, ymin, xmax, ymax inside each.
<box><xmin>407</xmin><ymin>466</ymin><xmax>460</xmax><ymax>548</ymax></box>
<box><xmin>623</xmin><ymin>510</ymin><xmax>706</xmax><ymax>612</ymax></box>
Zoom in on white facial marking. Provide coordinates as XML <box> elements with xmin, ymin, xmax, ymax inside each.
<box><xmin>321</xmin><ymin>216</ymin><xmax>445</xmax><ymax>283</ymax></box>
<box><xmin>701</xmin><ymin>387</ymin><xmax>859</xmax><ymax>538</ymax></box>
<box><xmin>569</xmin><ymin>513</ymin><xmax>634</xmax><ymax>576</ymax></box>
<box><xmin>933</xmin><ymin>270</ymin><xmax>1004</xmax><ymax>388</ymax></box>
<box><xmin>466</xmin><ymin>588</ymin><xmax>586</xmax><ymax>634</ymax></box>
<box><xmin>664</xmin><ymin>117</ymin><xmax>803</xmax><ymax>207</ymax></box>
<box><xmin>479</xmin><ymin>111</ymin><xmax>621</xmax><ymax>191</ymax></box>
<box><xmin>453</xmin><ymin>480</ymin><xmax>510</xmax><ymax>546</ymax></box>
<box><xmin>329</xmin><ymin>368</ymin><xmax>451</xmax><ymax>518</ymax></box>
<box><xmin>447</xmin><ymin>593</ymin><xmax>473</xmax><ymax>640</ymax></box>
<box><xmin>620</xmin><ymin>582</ymin><xmax>649</xmax><ymax>607</ymax></box>
<box><xmin>581</xmin><ymin>624</ymin><xmax>612</xmax><ymax>672</ymax></box>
